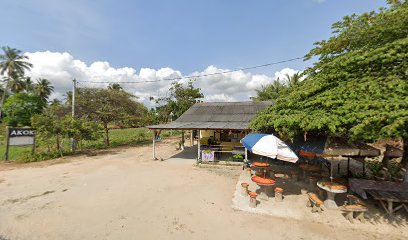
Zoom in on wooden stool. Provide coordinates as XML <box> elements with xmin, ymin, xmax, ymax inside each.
<box><xmin>307</xmin><ymin>192</ymin><xmax>324</xmax><ymax>213</ymax></box>
<box><xmin>275</xmin><ymin>187</ymin><xmax>283</xmax><ymax>202</ymax></box>
<box><xmin>241</xmin><ymin>183</ymin><xmax>249</xmax><ymax>196</ymax></box>
<box><xmin>248</xmin><ymin>192</ymin><xmax>258</xmax><ymax>208</ymax></box>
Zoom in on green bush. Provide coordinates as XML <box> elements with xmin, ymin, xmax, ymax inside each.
<box><xmin>367</xmin><ymin>161</ymin><xmax>382</xmax><ymax>176</ymax></box>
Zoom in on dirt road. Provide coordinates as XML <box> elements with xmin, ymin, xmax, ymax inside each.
<box><xmin>0</xmin><ymin>140</ymin><xmax>405</xmax><ymax>239</ymax></box>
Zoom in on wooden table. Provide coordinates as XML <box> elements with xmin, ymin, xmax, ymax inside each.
<box><xmin>317</xmin><ymin>181</ymin><xmax>347</xmax><ymax>209</ymax></box>
<box><xmin>349</xmin><ymin>178</ymin><xmax>408</xmax><ymax>199</ymax></box>
<box><xmin>367</xmin><ymin>190</ymin><xmax>408</xmax><ymax>216</ymax></box>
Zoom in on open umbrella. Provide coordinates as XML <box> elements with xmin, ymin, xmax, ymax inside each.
<box><xmin>241</xmin><ymin>133</ymin><xmax>299</xmax><ymax>163</ymax></box>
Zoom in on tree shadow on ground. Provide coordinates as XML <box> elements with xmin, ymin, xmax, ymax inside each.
<box><xmin>166</xmin><ymin>145</ymin><xmax>197</xmax><ymax>160</ymax></box>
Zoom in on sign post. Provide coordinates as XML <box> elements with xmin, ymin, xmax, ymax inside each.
<box><xmin>4</xmin><ymin>127</ymin><xmax>36</xmax><ymax>161</ymax></box>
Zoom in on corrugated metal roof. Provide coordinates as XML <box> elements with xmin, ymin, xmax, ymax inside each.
<box><xmin>147</xmin><ymin>101</ymin><xmax>273</xmax><ymax>130</ymax></box>
<box><xmin>147</xmin><ymin>121</ymin><xmax>251</xmax><ymax>130</ymax></box>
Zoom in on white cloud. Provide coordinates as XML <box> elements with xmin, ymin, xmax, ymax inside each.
<box><xmin>312</xmin><ymin>0</ymin><xmax>326</xmax><ymax>3</ymax></box>
<box><xmin>25</xmin><ymin>51</ymin><xmax>302</xmax><ymax>107</ymax></box>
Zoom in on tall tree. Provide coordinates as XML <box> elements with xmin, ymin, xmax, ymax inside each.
<box><xmin>108</xmin><ymin>83</ymin><xmax>123</xmax><ymax>91</ymax></box>
<box><xmin>251</xmin><ymin>78</ymin><xmax>286</xmax><ymax>101</ymax></box>
<box><xmin>6</xmin><ymin>72</ymin><xmax>25</xmax><ymax>93</ymax></box>
<box><xmin>152</xmin><ymin>80</ymin><xmax>203</xmax><ymax>123</ymax></box>
<box><xmin>74</xmin><ymin>88</ymin><xmax>148</xmax><ymax>146</ymax></box>
<box><xmin>34</xmin><ymin>78</ymin><xmax>54</xmax><ymax>101</ymax></box>
<box><xmin>3</xmin><ymin>93</ymin><xmax>46</xmax><ymax>126</ymax></box>
<box><xmin>23</xmin><ymin>77</ymin><xmax>34</xmax><ymax>92</ymax></box>
<box><xmin>285</xmin><ymin>72</ymin><xmax>302</xmax><ymax>88</ymax></box>
<box><xmin>50</xmin><ymin>98</ymin><xmax>62</xmax><ymax>107</ymax></box>
<box><xmin>0</xmin><ymin>46</ymin><xmax>33</xmax><ymax>115</ymax></box>
<box><xmin>251</xmin><ymin>1</ymin><xmax>408</xmax><ymax>166</ymax></box>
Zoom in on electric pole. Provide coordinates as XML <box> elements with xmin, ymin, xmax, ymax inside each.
<box><xmin>71</xmin><ymin>78</ymin><xmax>77</xmax><ymax>152</ymax></box>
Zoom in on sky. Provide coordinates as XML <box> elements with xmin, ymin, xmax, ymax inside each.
<box><xmin>2</xmin><ymin>0</ymin><xmax>387</xmax><ymax>107</ymax></box>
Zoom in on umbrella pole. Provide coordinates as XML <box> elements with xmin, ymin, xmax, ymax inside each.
<box><xmin>330</xmin><ymin>157</ymin><xmax>334</xmax><ymax>182</ymax></box>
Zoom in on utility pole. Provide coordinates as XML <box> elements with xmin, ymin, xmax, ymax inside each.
<box><xmin>71</xmin><ymin>78</ymin><xmax>77</xmax><ymax>152</ymax></box>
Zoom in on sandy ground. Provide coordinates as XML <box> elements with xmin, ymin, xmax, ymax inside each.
<box><xmin>233</xmin><ymin>169</ymin><xmax>408</xmax><ymax>235</ymax></box>
<box><xmin>0</xmin><ymin>139</ymin><xmax>406</xmax><ymax>240</ymax></box>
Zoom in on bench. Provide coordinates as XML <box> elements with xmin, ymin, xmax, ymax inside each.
<box><xmin>341</xmin><ymin>195</ymin><xmax>367</xmax><ymax>223</ymax></box>
<box><xmin>341</xmin><ymin>205</ymin><xmax>367</xmax><ymax>223</ymax></box>
<box><xmin>307</xmin><ymin>192</ymin><xmax>324</xmax><ymax>213</ymax></box>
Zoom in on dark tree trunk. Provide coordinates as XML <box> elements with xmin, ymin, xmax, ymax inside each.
<box><xmin>402</xmin><ymin>138</ymin><xmax>408</xmax><ymax>166</ymax></box>
<box><xmin>58</xmin><ymin>137</ymin><xmax>64</xmax><ymax>157</ymax></box>
<box><xmin>402</xmin><ymin>138</ymin><xmax>408</xmax><ymax>182</ymax></box>
<box><xmin>0</xmin><ymin>84</ymin><xmax>8</xmax><ymax>119</ymax></box>
<box><xmin>56</xmin><ymin>135</ymin><xmax>61</xmax><ymax>151</ymax></box>
<box><xmin>104</xmin><ymin>123</ymin><xmax>110</xmax><ymax>146</ymax></box>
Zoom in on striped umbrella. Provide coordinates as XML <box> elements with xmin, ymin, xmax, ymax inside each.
<box><xmin>241</xmin><ymin>133</ymin><xmax>299</xmax><ymax>163</ymax></box>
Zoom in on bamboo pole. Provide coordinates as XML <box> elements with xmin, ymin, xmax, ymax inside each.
<box><xmin>153</xmin><ymin>130</ymin><xmax>157</xmax><ymax>160</ymax></box>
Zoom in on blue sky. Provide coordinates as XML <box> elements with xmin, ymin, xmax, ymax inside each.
<box><xmin>2</xmin><ymin>0</ymin><xmax>388</xmax><ymax>105</ymax></box>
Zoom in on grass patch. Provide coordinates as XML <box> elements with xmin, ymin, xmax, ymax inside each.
<box><xmin>0</xmin><ymin>127</ymin><xmax>182</xmax><ymax>163</ymax></box>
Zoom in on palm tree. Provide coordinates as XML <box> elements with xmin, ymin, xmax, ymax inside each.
<box><xmin>7</xmin><ymin>74</ymin><xmax>25</xmax><ymax>93</ymax></box>
<box><xmin>23</xmin><ymin>77</ymin><xmax>34</xmax><ymax>93</ymax></box>
<box><xmin>0</xmin><ymin>46</ymin><xmax>32</xmax><ymax>77</ymax></box>
<box><xmin>252</xmin><ymin>78</ymin><xmax>286</xmax><ymax>101</ymax></box>
<box><xmin>0</xmin><ymin>46</ymin><xmax>33</xmax><ymax>116</ymax></box>
<box><xmin>50</xmin><ymin>98</ymin><xmax>62</xmax><ymax>106</ymax></box>
<box><xmin>108</xmin><ymin>83</ymin><xmax>123</xmax><ymax>91</ymax></box>
<box><xmin>34</xmin><ymin>78</ymin><xmax>54</xmax><ymax>101</ymax></box>
<box><xmin>285</xmin><ymin>72</ymin><xmax>302</xmax><ymax>88</ymax></box>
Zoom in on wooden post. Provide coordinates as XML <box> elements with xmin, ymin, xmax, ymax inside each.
<box><xmin>71</xmin><ymin>78</ymin><xmax>77</xmax><ymax>152</ymax></box>
<box><xmin>197</xmin><ymin>130</ymin><xmax>201</xmax><ymax>160</ymax></box>
<box><xmin>4</xmin><ymin>127</ymin><xmax>10</xmax><ymax>161</ymax></box>
<box><xmin>190</xmin><ymin>130</ymin><xmax>193</xmax><ymax>146</ymax></box>
<box><xmin>153</xmin><ymin>130</ymin><xmax>157</xmax><ymax>160</ymax></box>
<box><xmin>32</xmin><ymin>133</ymin><xmax>36</xmax><ymax>155</ymax></box>
<box><xmin>181</xmin><ymin>131</ymin><xmax>185</xmax><ymax>150</ymax></box>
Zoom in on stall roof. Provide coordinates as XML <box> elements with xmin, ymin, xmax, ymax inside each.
<box><xmin>147</xmin><ymin>101</ymin><xmax>273</xmax><ymax>130</ymax></box>
<box><xmin>296</xmin><ymin>136</ymin><xmax>381</xmax><ymax>157</ymax></box>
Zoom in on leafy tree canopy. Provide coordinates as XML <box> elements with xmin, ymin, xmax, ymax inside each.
<box><xmin>152</xmin><ymin>80</ymin><xmax>204</xmax><ymax>123</ymax></box>
<box><xmin>3</xmin><ymin>93</ymin><xmax>46</xmax><ymax>126</ymax></box>
<box><xmin>251</xmin><ymin>1</ymin><xmax>408</xmax><ymax>144</ymax></box>
<box><xmin>32</xmin><ymin>109</ymin><xmax>101</xmax><ymax>155</ymax></box>
<box><xmin>74</xmin><ymin>88</ymin><xmax>148</xmax><ymax>146</ymax></box>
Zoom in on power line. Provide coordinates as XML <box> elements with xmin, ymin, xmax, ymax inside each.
<box><xmin>78</xmin><ymin>56</ymin><xmax>304</xmax><ymax>84</ymax></box>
